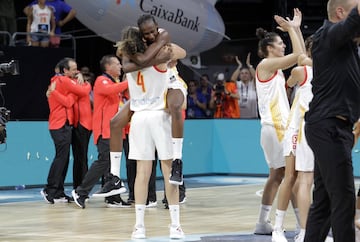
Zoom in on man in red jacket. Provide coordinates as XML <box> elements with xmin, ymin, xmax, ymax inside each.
<box><xmin>41</xmin><ymin>57</ymin><xmax>90</xmax><ymax>204</ymax></box>
<box><xmin>71</xmin><ymin>73</ymin><xmax>92</xmax><ymax>189</ymax></box>
<box><xmin>72</xmin><ymin>55</ymin><xmax>128</xmax><ymax>209</ymax></box>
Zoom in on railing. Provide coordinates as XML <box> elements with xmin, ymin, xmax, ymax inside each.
<box><xmin>0</xmin><ymin>31</ymin><xmax>14</xmax><ymax>46</ymax></box>
<box><xmin>3</xmin><ymin>31</ymin><xmax>77</xmax><ymax>59</ymax></box>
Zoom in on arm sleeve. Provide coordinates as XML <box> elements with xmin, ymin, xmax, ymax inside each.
<box><xmin>60</xmin><ymin>2</ymin><xmax>72</xmax><ymax>13</ymax></box>
<box><xmin>51</xmin><ymin>90</ymin><xmax>76</xmax><ymax>108</ymax></box>
<box><xmin>96</xmin><ymin>79</ymin><xmax>129</xmax><ymax>96</ymax></box>
<box><xmin>63</xmin><ymin>78</ymin><xmax>91</xmax><ymax>97</ymax></box>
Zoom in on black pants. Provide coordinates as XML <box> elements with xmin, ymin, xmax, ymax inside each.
<box><xmin>76</xmin><ymin>136</ymin><xmax>110</xmax><ymax>196</ymax></box>
<box><xmin>304</xmin><ymin>118</ymin><xmax>355</xmax><ymax>242</ymax></box>
<box><xmin>46</xmin><ymin>124</ymin><xmax>72</xmax><ymax>197</ymax></box>
<box><xmin>72</xmin><ymin>123</ymin><xmax>91</xmax><ymax>189</ymax></box>
<box><xmin>124</xmin><ymin>135</ymin><xmax>156</xmax><ymax>201</ymax></box>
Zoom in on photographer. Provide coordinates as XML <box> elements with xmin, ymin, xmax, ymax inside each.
<box><xmin>209</xmin><ymin>73</ymin><xmax>240</xmax><ymax>118</ymax></box>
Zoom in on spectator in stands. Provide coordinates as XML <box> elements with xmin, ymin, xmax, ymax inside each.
<box><xmin>186</xmin><ymin>79</ymin><xmax>207</xmax><ymax>119</ymax></box>
<box><xmin>0</xmin><ymin>0</ymin><xmax>17</xmax><ymax>46</ymax></box>
<box><xmin>231</xmin><ymin>54</ymin><xmax>258</xmax><ymax>119</ymax></box>
<box><xmin>209</xmin><ymin>73</ymin><xmax>240</xmax><ymax>118</ymax></box>
<box><xmin>24</xmin><ymin>0</ymin><xmax>76</xmax><ymax>47</ymax></box>
<box><xmin>196</xmin><ymin>74</ymin><xmax>213</xmax><ymax>118</ymax></box>
<box><xmin>26</xmin><ymin>0</ymin><xmax>55</xmax><ymax>47</ymax></box>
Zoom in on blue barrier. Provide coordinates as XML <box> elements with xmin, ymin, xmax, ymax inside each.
<box><xmin>1</xmin><ymin>120</ymin><xmax>360</xmax><ymax>187</ymax></box>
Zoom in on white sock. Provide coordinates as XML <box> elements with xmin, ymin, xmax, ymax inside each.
<box><xmin>169</xmin><ymin>205</ymin><xmax>180</xmax><ymax>227</ymax></box>
<box><xmin>172</xmin><ymin>138</ymin><xmax>183</xmax><ymax>160</ymax></box>
<box><xmin>135</xmin><ymin>204</ymin><xmax>146</xmax><ymax>227</ymax></box>
<box><xmin>274</xmin><ymin>209</ymin><xmax>286</xmax><ymax>230</ymax></box>
<box><xmin>110</xmin><ymin>152</ymin><xmax>121</xmax><ymax>177</ymax></box>
<box><xmin>258</xmin><ymin>204</ymin><xmax>272</xmax><ymax>223</ymax></box>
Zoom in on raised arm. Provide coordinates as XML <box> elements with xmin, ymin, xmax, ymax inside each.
<box><xmin>258</xmin><ymin>11</ymin><xmax>304</xmax><ymax>76</ymax></box>
<box><xmin>122</xmin><ymin>53</ymin><xmax>167</xmax><ymax>73</ymax></box>
<box><xmin>130</xmin><ymin>30</ymin><xmax>171</xmax><ymax>66</ymax></box>
<box><xmin>297</xmin><ymin>54</ymin><xmax>312</xmax><ymax>67</ymax></box>
<box><xmin>155</xmin><ymin>43</ymin><xmax>186</xmax><ymax>71</ymax></box>
<box><xmin>169</xmin><ymin>43</ymin><xmax>186</xmax><ymax>60</ymax></box>
<box><xmin>123</xmin><ymin>43</ymin><xmax>185</xmax><ymax>73</ymax></box>
<box><xmin>230</xmin><ymin>56</ymin><xmax>242</xmax><ymax>82</ymax></box>
<box><xmin>286</xmin><ymin>66</ymin><xmax>306</xmax><ymax>88</ymax></box>
<box><xmin>291</xmin><ymin>8</ymin><xmax>306</xmax><ymax>53</ymax></box>
<box><xmin>245</xmin><ymin>53</ymin><xmax>256</xmax><ymax>79</ymax></box>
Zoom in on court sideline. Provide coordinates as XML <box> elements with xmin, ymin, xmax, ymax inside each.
<box><xmin>0</xmin><ymin>175</ymin><xmax>352</xmax><ymax>241</ymax></box>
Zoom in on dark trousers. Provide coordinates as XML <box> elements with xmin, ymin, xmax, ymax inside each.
<box><xmin>124</xmin><ymin>135</ymin><xmax>156</xmax><ymax>201</ymax></box>
<box><xmin>76</xmin><ymin>136</ymin><xmax>110</xmax><ymax>196</ymax></box>
<box><xmin>46</xmin><ymin>124</ymin><xmax>72</xmax><ymax>197</ymax></box>
<box><xmin>72</xmin><ymin>123</ymin><xmax>91</xmax><ymax>189</ymax></box>
<box><xmin>304</xmin><ymin>118</ymin><xmax>355</xmax><ymax>242</ymax></box>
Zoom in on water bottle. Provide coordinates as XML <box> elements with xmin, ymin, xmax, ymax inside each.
<box><xmin>15</xmin><ymin>185</ymin><xmax>26</xmax><ymax>190</ymax></box>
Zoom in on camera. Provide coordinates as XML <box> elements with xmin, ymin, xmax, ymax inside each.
<box><xmin>0</xmin><ymin>107</ymin><xmax>10</xmax><ymax>144</ymax></box>
<box><xmin>213</xmin><ymin>80</ymin><xmax>225</xmax><ymax>106</ymax></box>
<box><xmin>213</xmin><ymin>81</ymin><xmax>225</xmax><ymax>95</ymax></box>
<box><xmin>0</xmin><ymin>60</ymin><xmax>20</xmax><ymax>76</ymax></box>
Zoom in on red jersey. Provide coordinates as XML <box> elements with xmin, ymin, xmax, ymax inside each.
<box><xmin>48</xmin><ymin>75</ymin><xmax>77</xmax><ymax>130</ymax></box>
<box><xmin>92</xmin><ymin>74</ymin><xmax>128</xmax><ymax>144</ymax></box>
<box><xmin>73</xmin><ymin>81</ymin><xmax>92</xmax><ymax>130</ymax></box>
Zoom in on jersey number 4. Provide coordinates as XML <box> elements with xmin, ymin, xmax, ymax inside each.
<box><xmin>137</xmin><ymin>71</ymin><xmax>146</xmax><ymax>93</ymax></box>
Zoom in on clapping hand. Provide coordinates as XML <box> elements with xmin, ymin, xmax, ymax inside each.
<box><xmin>235</xmin><ymin>56</ymin><xmax>243</xmax><ymax>68</ymax></box>
<box><xmin>290</xmin><ymin>8</ymin><xmax>302</xmax><ymax>29</ymax></box>
<box><xmin>246</xmin><ymin>52</ymin><xmax>252</xmax><ymax>67</ymax></box>
<box><xmin>274</xmin><ymin>15</ymin><xmax>293</xmax><ymax>32</ymax></box>
<box><xmin>275</xmin><ymin>8</ymin><xmax>302</xmax><ymax>32</ymax></box>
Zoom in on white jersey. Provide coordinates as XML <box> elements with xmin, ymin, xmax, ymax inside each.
<box><xmin>127</xmin><ymin>65</ymin><xmax>174</xmax><ymax>161</ymax></box>
<box><xmin>297</xmin><ymin>66</ymin><xmax>313</xmax><ymax>120</ymax></box>
<box><xmin>256</xmin><ymin>69</ymin><xmax>290</xmax><ymax>141</ymax></box>
<box><xmin>296</xmin><ymin>65</ymin><xmax>314</xmax><ymax>171</ymax></box>
<box><xmin>30</xmin><ymin>4</ymin><xmax>52</xmax><ymax>33</ymax></box>
<box><xmin>286</xmin><ymin>87</ymin><xmax>301</xmax><ymax>130</ymax></box>
<box><xmin>283</xmin><ymin>83</ymin><xmax>302</xmax><ymax>157</ymax></box>
<box><xmin>127</xmin><ymin>66</ymin><xmax>173</xmax><ymax>111</ymax></box>
<box><xmin>291</xmin><ymin>65</ymin><xmax>313</xmax><ymax>133</ymax></box>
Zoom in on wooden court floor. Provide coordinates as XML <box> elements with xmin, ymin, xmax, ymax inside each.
<box><xmin>0</xmin><ymin>182</ymin><xmax>299</xmax><ymax>242</ymax></box>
